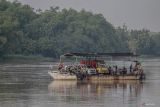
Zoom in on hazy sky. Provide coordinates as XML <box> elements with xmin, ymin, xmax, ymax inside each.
<box><xmin>8</xmin><ymin>0</ymin><xmax>160</xmax><ymax>32</ymax></box>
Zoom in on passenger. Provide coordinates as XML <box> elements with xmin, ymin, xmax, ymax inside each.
<box><xmin>130</xmin><ymin>64</ymin><xmax>133</xmax><ymax>74</ymax></box>
<box><xmin>118</xmin><ymin>68</ymin><xmax>123</xmax><ymax>75</ymax></box>
<box><xmin>108</xmin><ymin>66</ymin><xmax>112</xmax><ymax>75</ymax></box>
<box><xmin>137</xmin><ymin>63</ymin><xmax>143</xmax><ymax>74</ymax></box>
<box><xmin>117</xmin><ymin>67</ymin><xmax>120</xmax><ymax>75</ymax></box>
<box><xmin>133</xmin><ymin>61</ymin><xmax>139</xmax><ymax>71</ymax></box>
<box><xmin>123</xmin><ymin>66</ymin><xmax>127</xmax><ymax>74</ymax></box>
<box><xmin>58</xmin><ymin>63</ymin><xmax>64</xmax><ymax>71</ymax></box>
<box><xmin>68</xmin><ymin>66</ymin><xmax>72</xmax><ymax>74</ymax></box>
<box><xmin>115</xmin><ymin>65</ymin><xmax>118</xmax><ymax>75</ymax></box>
<box><xmin>112</xmin><ymin>66</ymin><xmax>117</xmax><ymax>75</ymax></box>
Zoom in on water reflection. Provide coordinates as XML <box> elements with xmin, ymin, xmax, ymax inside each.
<box><xmin>48</xmin><ymin>80</ymin><xmax>143</xmax><ymax>105</ymax></box>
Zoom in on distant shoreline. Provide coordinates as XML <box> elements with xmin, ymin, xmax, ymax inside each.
<box><xmin>0</xmin><ymin>55</ymin><xmax>58</xmax><ymax>63</ymax></box>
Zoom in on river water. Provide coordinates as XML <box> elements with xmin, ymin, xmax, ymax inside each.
<box><xmin>0</xmin><ymin>58</ymin><xmax>160</xmax><ymax>107</ymax></box>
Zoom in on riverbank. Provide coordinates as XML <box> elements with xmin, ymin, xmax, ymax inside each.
<box><xmin>1</xmin><ymin>54</ymin><xmax>160</xmax><ymax>63</ymax></box>
<box><xmin>0</xmin><ymin>55</ymin><xmax>57</xmax><ymax>63</ymax></box>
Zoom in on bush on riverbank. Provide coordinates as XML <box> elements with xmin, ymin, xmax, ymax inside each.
<box><xmin>0</xmin><ymin>0</ymin><xmax>160</xmax><ymax>59</ymax></box>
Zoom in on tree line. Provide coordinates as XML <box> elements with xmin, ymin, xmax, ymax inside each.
<box><xmin>0</xmin><ymin>0</ymin><xmax>160</xmax><ymax>58</ymax></box>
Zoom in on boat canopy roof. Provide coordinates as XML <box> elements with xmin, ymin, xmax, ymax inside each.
<box><xmin>62</xmin><ymin>52</ymin><xmax>138</xmax><ymax>57</ymax></box>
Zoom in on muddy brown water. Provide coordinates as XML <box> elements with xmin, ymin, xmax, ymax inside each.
<box><xmin>0</xmin><ymin>58</ymin><xmax>160</xmax><ymax>107</ymax></box>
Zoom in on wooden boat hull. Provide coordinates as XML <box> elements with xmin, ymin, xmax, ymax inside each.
<box><xmin>87</xmin><ymin>75</ymin><xmax>143</xmax><ymax>81</ymax></box>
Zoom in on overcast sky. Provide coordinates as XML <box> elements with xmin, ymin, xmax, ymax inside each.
<box><xmin>8</xmin><ymin>0</ymin><xmax>160</xmax><ymax>32</ymax></box>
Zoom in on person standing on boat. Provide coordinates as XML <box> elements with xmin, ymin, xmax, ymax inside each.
<box><xmin>137</xmin><ymin>63</ymin><xmax>143</xmax><ymax>74</ymax></box>
<box><xmin>130</xmin><ymin>64</ymin><xmax>133</xmax><ymax>74</ymax></box>
<box><xmin>113</xmin><ymin>65</ymin><xmax>118</xmax><ymax>75</ymax></box>
<box><xmin>115</xmin><ymin>66</ymin><xmax>118</xmax><ymax>74</ymax></box>
<box><xmin>123</xmin><ymin>66</ymin><xmax>127</xmax><ymax>74</ymax></box>
<box><xmin>108</xmin><ymin>66</ymin><xmax>112</xmax><ymax>75</ymax></box>
<box><xmin>58</xmin><ymin>62</ymin><xmax>64</xmax><ymax>71</ymax></box>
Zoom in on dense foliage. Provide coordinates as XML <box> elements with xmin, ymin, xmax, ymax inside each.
<box><xmin>0</xmin><ymin>0</ymin><xmax>160</xmax><ymax>58</ymax></box>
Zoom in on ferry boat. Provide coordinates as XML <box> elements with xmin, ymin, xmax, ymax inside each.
<box><xmin>48</xmin><ymin>52</ymin><xmax>145</xmax><ymax>80</ymax></box>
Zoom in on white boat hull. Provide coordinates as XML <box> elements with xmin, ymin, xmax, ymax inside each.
<box><xmin>48</xmin><ymin>71</ymin><xmax>77</xmax><ymax>80</ymax></box>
